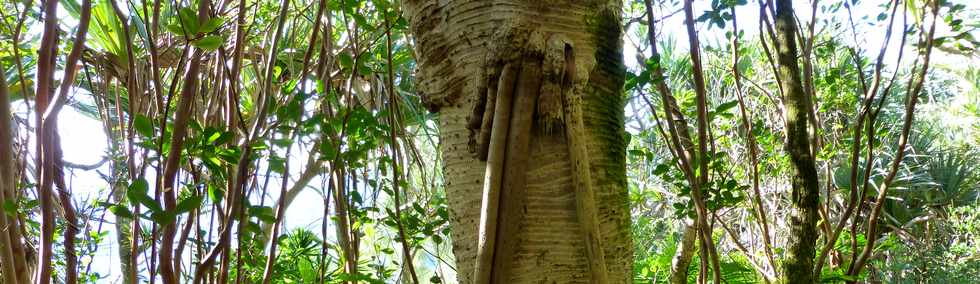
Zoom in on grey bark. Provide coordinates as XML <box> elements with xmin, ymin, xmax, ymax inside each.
<box><xmin>402</xmin><ymin>0</ymin><xmax>633</xmax><ymax>282</ymax></box>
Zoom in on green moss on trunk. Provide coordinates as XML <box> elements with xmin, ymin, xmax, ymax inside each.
<box><xmin>583</xmin><ymin>8</ymin><xmax>634</xmax><ymax>282</ymax></box>
<box><xmin>584</xmin><ymin>8</ymin><xmax>628</xmax><ymax>190</ymax></box>
<box><xmin>773</xmin><ymin>0</ymin><xmax>821</xmax><ymax>282</ymax></box>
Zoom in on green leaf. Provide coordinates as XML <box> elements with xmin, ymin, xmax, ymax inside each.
<box><xmin>175</xmin><ymin>195</ymin><xmax>204</xmax><ymax>214</ymax></box>
<box><xmin>250</xmin><ymin>206</ymin><xmax>277</xmax><ymax>223</ymax></box>
<box><xmin>198</xmin><ymin>17</ymin><xmax>225</xmax><ymax>33</ymax></box>
<box><xmin>272</xmin><ymin>138</ymin><xmax>292</xmax><ymax>148</ymax></box>
<box><xmin>165</xmin><ymin>23</ymin><xmax>186</xmax><ymax>36</ymax></box>
<box><xmin>672</xmin><ymin>202</ymin><xmax>686</xmax><ymax>211</ymax></box>
<box><xmin>269</xmin><ymin>156</ymin><xmax>286</xmax><ymax>174</ymax></box>
<box><xmin>316</xmin><ymin>80</ymin><xmax>326</xmax><ymax>94</ymax></box>
<box><xmin>108</xmin><ymin>205</ymin><xmax>134</xmax><ymax>219</ymax></box>
<box><xmin>319</xmin><ymin>143</ymin><xmax>338</xmax><ymax>161</ymax></box>
<box><xmin>209</xmin><ymin>131</ymin><xmax>232</xmax><ymax>145</ymax></box>
<box><xmin>126</xmin><ymin>179</ymin><xmax>147</xmax><ymax>206</ymax></box>
<box><xmin>192</xmin><ymin>35</ymin><xmax>225</xmax><ymax>51</ymax></box>
<box><xmin>714</xmin><ymin>100</ymin><xmax>739</xmax><ymax>115</ymax></box>
<box><xmin>151</xmin><ymin>211</ymin><xmax>176</xmax><ymax>225</ymax></box>
<box><xmin>208</xmin><ymin>184</ymin><xmax>225</xmax><ymax>203</ymax></box>
<box><xmin>133</xmin><ymin>114</ymin><xmax>154</xmax><ymax>137</ymax></box>
<box><xmin>189</xmin><ymin>119</ymin><xmax>203</xmax><ymax>133</ymax></box>
<box><xmin>176</xmin><ymin>7</ymin><xmax>200</xmax><ymax>35</ymax></box>
<box><xmin>338</xmin><ymin>52</ymin><xmax>354</xmax><ymax>69</ymax></box>
<box><xmin>217</xmin><ymin>148</ymin><xmax>241</xmax><ymax>164</ymax></box>
<box><xmin>2</xmin><ymin>200</ymin><xmax>16</xmax><ymax>217</ymax></box>
<box><xmin>357</xmin><ymin>62</ymin><xmax>373</xmax><ymax>76</ymax></box>
<box><xmin>697</xmin><ymin>11</ymin><xmax>714</xmax><ymax>23</ymax></box>
<box><xmin>877</xmin><ymin>12</ymin><xmax>888</xmax><ymax>21</ymax></box>
<box><xmin>127</xmin><ymin>179</ymin><xmax>161</xmax><ymax>213</ymax></box>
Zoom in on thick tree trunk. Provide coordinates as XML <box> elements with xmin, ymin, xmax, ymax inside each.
<box><xmin>772</xmin><ymin>0</ymin><xmax>820</xmax><ymax>282</ymax></box>
<box><xmin>403</xmin><ymin>1</ymin><xmax>632</xmax><ymax>283</ymax></box>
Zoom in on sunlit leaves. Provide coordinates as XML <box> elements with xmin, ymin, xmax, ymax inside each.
<box><xmin>185</xmin><ymin>123</ymin><xmax>240</xmax><ymax>175</ymax></box>
<box><xmin>709</xmin><ymin>100</ymin><xmax>739</xmax><ymax>122</ymax></box>
<box><xmin>107</xmin><ymin>204</ymin><xmax>134</xmax><ymax>219</ymax></box>
<box><xmin>175</xmin><ymin>195</ymin><xmax>204</xmax><ymax>214</ymax></box>
<box><xmin>165</xmin><ymin>7</ymin><xmax>227</xmax><ymax>50</ymax></box>
<box><xmin>207</xmin><ymin>183</ymin><xmax>225</xmax><ymax>204</ymax></box>
<box><xmin>126</xmin><ymin>178</ymin><xmax>159</xmax><ymax>212</ymax></box>
<box><xmin>248</xmin><ymin>205</ymin><xmax>276</xmax><ymax>223</ymax></box>
<box><xmin>198</xmin><ymin>18</ymin><xmax>225</xmax><ymax>34</ymax></box>
<box><xmin>133</xmin><ymin>114</ymin><xmax>154</xmax><ymax>137</ymax></box>
<box><xmin>696</xmin><ymin>0</ymin><xmax>748</xmax><ymax>30</ymax></box>
<box><xmin>178</xmin><ymin>7</ymin><xmax>200</xmax><ymax>34</ymax></box>
<box><xmin>192</xmin><ymin>35</ymin><xmax>226</xmax><ymax>51</ymax></box>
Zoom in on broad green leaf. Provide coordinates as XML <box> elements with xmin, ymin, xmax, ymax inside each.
<box><xmin>209</xmin><ymin>131</ymin><xmax>232</xmax><ymax>145</ymax></box>
<box><xmin>338</xmin><ymin>52</ymin><xmax>354</xmax><ymax>69</ymax></box>
<box><xmin>3</xmin><ymin>200</ymin><xmax>17</xmax><ymax>217</ymax></box>
<box><xmin>165</xmin><ymin>23</ymin><xmax>186</xmax><ymax>36</ymax></box>
<box><xmin>198</xmin><ymin>17</ymin><xmax>225</xmax><ymax>33</ymax></box>
<box><xmin>127</xmin><ymin>179</ymin><xmax>161</xmax><ymax>213</ymax></box>
<box><xmin>133</xmin><ymin>114</ymin><xmax>154</xmax><ymax>137</ymax></box>
<box><xmin>269</xmin><ymin>156</ymin><xmax>286</xmax><ymax>174</ymax></box>
<box><xmin>175</xmin><ymin>195</ymin><xmax>204</xmax><ymax>214</ymax></box>
<box><xmin>208</xmin><ymin>184</ymin><xmax>225</xmax><ymax>203</ymax></box>
<box><xmin>177</xmin><ymin>7</ymin><xmax>200</xmax><ymax>35</ymax></box>
<box><xmin>250</xmin><ymin>206</ymin><xmax>276</xmax><ymax>223</ymax></box>
<box><xmin>715</xmin><ymin>100</ymin><xmax>739</xmax><ymax>114</ymax></box>
<box><xmin>192</xmin><ymin>35</ymin><xmax>225</xmax><ymax>51</ymax></box>
<box><xmin>151</xmin><ymin>211</ymin><xmax>176</xmax><ymax>225</ymax></box>
<box><xmin>108</xmin><ymin>205</ymin><xmax>134</xmax><ymax>219</ymax></box>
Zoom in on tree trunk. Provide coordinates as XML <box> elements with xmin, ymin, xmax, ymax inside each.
<box><xmin>772</xmin><ymin>0</ymin><xmax>820</xmax><ymax>282</ymax></box>
<box><xmin>0</xmin><ymin>52</ymin><xmax>30</xmax><ymax>284</ymax></box>
<box><xmin>114</xmin><ymin>184</ymin><xmax>138</xmax><ymax>284</ymax></box>
<box><xmin>402</xmin><ymin>0</ymin><xmax>632</xmax><ymax>283</ymax></box>
<box><xmin>669</xmin><ymin>221</ymin><xmax>697</xmax><ymax>284</ymax></box>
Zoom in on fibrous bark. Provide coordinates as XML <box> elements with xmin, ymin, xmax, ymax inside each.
<box><xmin>403</xmin><ymin>0</ymin><xmax>632</xmax><ymax>282</ymax></box>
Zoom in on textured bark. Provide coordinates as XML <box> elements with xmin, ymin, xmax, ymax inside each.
<box><xmin>473</xmin><ymin>63</ymin><xmax>516</xmax><ymax>284</ymax></box>
<box><xmin>772</xmin><ymin>0</ymin><xmax>820</xmax><ymax>282</ymax></box>
<box><xmin>34</xmin><ymin>0</ymin><xmax>62</xmax><ymax>281</ymax></box>
<box><xmin>50</xmin><ymin>1</ymin><xmax>93</xmax><ymax>282</ymax></box>
<box><xmin>0</xmin><ymin>52</ymin><xmax>27</xmax><ymax>284</ymax></box>
<box><xmin>669</xmin><ymin>220</ymin><xmax>697</xmax><ymax>284</ymax></box>
<box><xmin>403</xmin><ymin>1</ymin><xmax>632</xmax><ymax>283</ymax></box>
<box><xmin>490</xmin><ymin>59</ymin><xmax>540</xmax><ymax>283</ymax></box>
